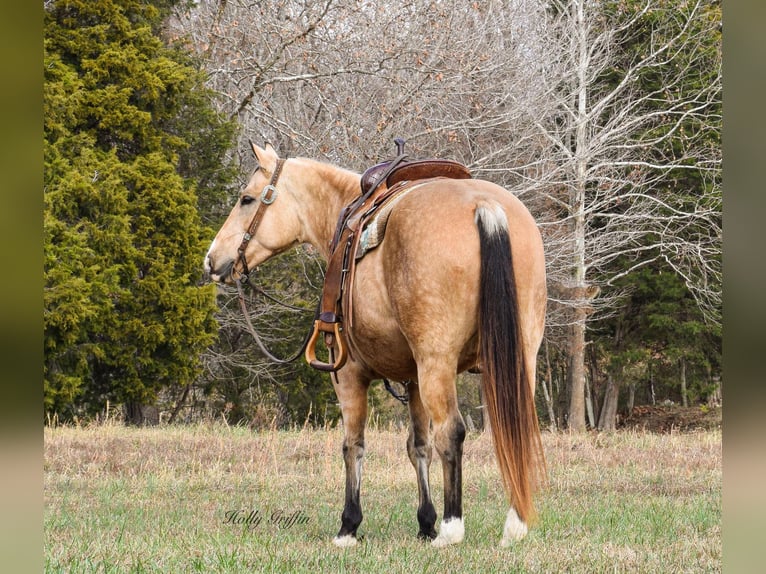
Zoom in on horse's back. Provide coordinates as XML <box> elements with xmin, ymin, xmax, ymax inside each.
<box><xmin>349</xmin><ymin>178</ymin><xmax>545</xmax><ymax>379</ymax></box>
<box><xmin>388</xmin><ymin>178</ymin><xmax>543</xmax><ymax>261</ymax></box>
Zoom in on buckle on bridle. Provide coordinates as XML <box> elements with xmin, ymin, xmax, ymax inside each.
<box><xmin>260</xmin><ymin>184</ymin><xmax>278</xmax><ymax>204</ymax></box>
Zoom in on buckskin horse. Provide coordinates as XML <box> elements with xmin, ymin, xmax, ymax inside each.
<box><xmin>204</xmin><ymin>142</ymin><xmax>547</xmax><ymax>548</ymax></box>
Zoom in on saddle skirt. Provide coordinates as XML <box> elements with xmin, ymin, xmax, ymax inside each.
<box><xmin>305</xmin><ymin>157</ymin><xmax>472</xmax><ymax>372</ymax></box>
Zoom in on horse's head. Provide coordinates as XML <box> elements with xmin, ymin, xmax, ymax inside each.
<box><xmin>204</xmin><ymin>142</ymin><xmax>302</xmax><ymax>284</ymax></box>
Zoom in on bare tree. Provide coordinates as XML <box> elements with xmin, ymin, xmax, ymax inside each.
<box><xmin>168</xmin><ymin>0</ymin><xmax>552</xmax><ymax>162</ymax></box>
<box><xmin>168</xmin><ymin>0</ymin><xmax>720</xmax><ymax>431</ymax></box>
<box><xmin>516</xmin><ymin>0</ymin><xmax>721</xmax><ymax>431</ymax></box>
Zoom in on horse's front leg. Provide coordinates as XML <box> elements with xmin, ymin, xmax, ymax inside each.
<box><xmin>332</xmin><ymin>366</ymin><xmax>371</xmax><ymax>547</ymax></box>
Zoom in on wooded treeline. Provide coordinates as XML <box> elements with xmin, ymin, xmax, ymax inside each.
<box><xmin>44</xmin><ymin>0</ymin><xmax>721</xmax><ymax>430</ymax></box>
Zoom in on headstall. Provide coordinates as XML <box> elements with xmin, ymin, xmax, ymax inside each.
<box><xmin>235</xmin><ymin>157</ymin><xmax>286</xmax><ymax>282</ymax></box>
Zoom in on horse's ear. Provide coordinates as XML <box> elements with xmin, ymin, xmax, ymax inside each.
<box><xmin>251</xmin><ymin>141</ymin><xmax>279</xmax><ymax>174</ymax></box>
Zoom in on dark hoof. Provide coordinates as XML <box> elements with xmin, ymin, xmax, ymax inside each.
<box><xmin>418</xmin><ymin>529</ymin><xmax>437</xmax><ymax>541</ymax></box>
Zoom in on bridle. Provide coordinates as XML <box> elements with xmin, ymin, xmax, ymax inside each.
<box><xmin>232</xmin><ymin>156</ymin><xmax>315</xmax><ymax>364</ymax></box>
<box><xmin>235</xmin><ymin>157</ymin><xmax>286</xmax><ymax>283</ymax></box>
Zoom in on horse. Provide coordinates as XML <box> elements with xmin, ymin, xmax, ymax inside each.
<box><xmin>204</xmin><ymin>142</ymin><xmax>547</xmax><ymax>548</ymax></box>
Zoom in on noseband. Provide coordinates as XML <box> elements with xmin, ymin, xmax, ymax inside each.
<box><xmin>235</xmin><ymin>158</ymin><xmax>286</xmax><ymax>282</ymax></box>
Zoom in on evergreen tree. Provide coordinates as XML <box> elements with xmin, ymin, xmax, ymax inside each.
<box><xmin>44</xmin><ymin>0</ymin><xmax>236</xmax><ymax>422</ymax></box>
<box><xmin>593</xmin><ymin>264</ymin><xmax>721</xmax><ymax>414</ymax></box>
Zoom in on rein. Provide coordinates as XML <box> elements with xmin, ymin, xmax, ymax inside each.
<box><xmin>236</xmin><ymin>279</ymin><xmax>315</xmax><ymax>364</ymax></box>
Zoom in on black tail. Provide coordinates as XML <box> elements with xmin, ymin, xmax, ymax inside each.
<box><xmin>475</xmin><ymin>202</ymin><xmax>545</xmax><ymax>523</ymax></box>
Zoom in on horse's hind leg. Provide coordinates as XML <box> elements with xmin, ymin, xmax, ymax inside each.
<box><xmin>332</xmin><ymin>368</ymin><xmax>371</xmax><ymax>547</ymax></box>
<box><xmin>417</xmin><ymin>361</ymin><xmax>466</xmax><ymax>547</ymax></box>
<box><xmin>406</xmin><ymin>382</ymin><xmax>437</xmax><ymax>540</ymax></box>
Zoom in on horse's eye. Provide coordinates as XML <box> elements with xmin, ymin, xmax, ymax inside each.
<box><xmin>240</xmin><ymin>195</ymin><xmax>255</xmax><ymax>206</ymax></box>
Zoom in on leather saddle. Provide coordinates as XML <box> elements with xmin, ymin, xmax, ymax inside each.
<box><xmin>305</xmin><ymin>140</ymin><xmax>472</xmax><ymax>372</ymax></box>
<box><xmin>360</xmin><ymin>157</ymin><xmax>472</xmax><ymax>197</ymax></box>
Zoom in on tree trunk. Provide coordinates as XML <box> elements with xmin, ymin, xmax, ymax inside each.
<box><xmin>567</xmin><ymin>315</ymin><xmax>587</xmax><ymax>432</ymax></box>
<box><xmin>542</xmin><ymin>339</ymin><xmax>557</xmax><ymax>431</ymax></box>
<box><xmin>124</xmin><ymin>402</ymin><xmax>160</xmax><ymax>426</ymax></box>
<box><xmin>587</xmin><ymin>343</ymin><xmax>601</xmax><ymax>425</ymax></box>
<box><xmin>627</xmin><ymin>383</ymin><xmax>636</xmax><ymax>413</ymax></box>
<box><xmin>556</xmin><ymin>362</ymin><xmax>567</xmax><ymax>430</ymax></box>
<box><xmin>566</xmin><ymin>0</ymin><xmax>589</xmax><ymax>434</ymax></box>
<box><xmin>680</xmin><ymin>357</ymin><xmax>688</xmax><ymax>407</ymax></box>
<box><xmin>598</xmin><ymin>374</ymin><xmax>620</xmax><ymax>431</ymax></box>
<box><xmin>706</xmin><ymin>363</ymin><xmax>721</xmax><ymax>407</ymax></box>
<box><xmin>584</xmin><ymin>371</ymin><xmax>595</xmax><ymax>429</ymax></box>
<box><xmin>168</xmin><ymin>384</ymin><xmax>191</xmax><ymax>424</ymax></box>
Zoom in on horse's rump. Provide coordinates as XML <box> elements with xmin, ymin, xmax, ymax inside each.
<box><xmin>348</xmin><ymin>178</ymin><xmax>544</xmax><ymax>381</ymax></box>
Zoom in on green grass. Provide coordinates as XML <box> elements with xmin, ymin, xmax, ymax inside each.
<box><xmin>44</xmin><ymin>424</ymin><xmax>721</xmax><ymax>573</ymax></box>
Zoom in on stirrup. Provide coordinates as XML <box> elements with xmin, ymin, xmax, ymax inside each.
<box><xmin>305</xmin><ymin>321</ymin><xmax>348</xmax><ymax>372</ymax></box>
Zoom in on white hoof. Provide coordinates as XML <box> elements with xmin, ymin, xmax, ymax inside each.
<box><xmin>431</xmin><ymin>517</ymin><xmax>465</xmax><ymax>547</ymax></box>
<box><xmin>500</xmin><ymin>507</ymin><xmax>528</xmax><ymax>547</ymax></box>
<box><xmin>333</xmin><ymin>534</ymin><xmax>357</xmax><ymax>548</ymax></box>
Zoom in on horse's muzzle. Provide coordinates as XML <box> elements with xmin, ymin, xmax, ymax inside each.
<box><xmin>204</xmin><ymin>257</ymin><xmax>235</xmax><ymax>284</ymax></box>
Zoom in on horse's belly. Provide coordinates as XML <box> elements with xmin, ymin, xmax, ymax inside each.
<box><xmin>347</xmin><ymin>227</ymin><xmax>481</xmax><ymax>381</ymax></box>
<box><xmin>350</xmin><ymin>328</ymin><xmax>418</xmax><ymax>381</ymax></box>
<box><xmin>348</xmin><ymin>255</ymin><xmax>419</xmax><ymax>380</ymax></box>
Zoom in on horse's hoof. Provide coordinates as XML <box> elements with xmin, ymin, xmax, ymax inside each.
<box><xmin>500</xmin><ymin>508</ymin><xmax>528</xmax><ymax>547</ymax></box>
<box><xmin>333</xmin><ymin>534</ymin><xmax>358</xmax><ymax>548</ymax></box>
<box><xmin>431</xmin><ymin>517</ymin><xmax>464</xmax><ymax>547</ymax></box>
<box><xmin>418</xmin><ymin>529</ymin><xmax>437</xmax><ymax>541</ymax></box>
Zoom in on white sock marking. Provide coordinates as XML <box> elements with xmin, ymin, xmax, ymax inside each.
<box><xmin>500</xmin><ymin>507</ymin><xmax>528</xmax><ymax>547</ymax></box>
<box><xmin>332</xmin><ymin>534</ymin><xmax>357</xmax><ymax>548</ymax></box>
<box><xmin>431</xmin><ymin>517</ymin><xmax>465</xmax><ymax>547</ymax></box>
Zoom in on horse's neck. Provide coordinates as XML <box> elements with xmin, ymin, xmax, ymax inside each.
<box><xmin>292</xmin><ymin>159</ymin><xmax>360</xmax><ymax>260</ymax></box>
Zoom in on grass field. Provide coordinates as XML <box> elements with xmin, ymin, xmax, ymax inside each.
<box><xmin>44</xmin><ymin>423</ymin><xmax>721</xmax><ymax>573</ymax></box>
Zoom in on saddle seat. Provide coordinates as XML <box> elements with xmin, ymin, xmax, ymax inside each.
<box><xmin>360</xmin><ymin>158</ymin><xmax>471</xmax><ymax>197</ymax></box>
<box><xmin>305</xmin><ymin>148</ymin><xmax>472</xmax><ymax>372</ymax></box>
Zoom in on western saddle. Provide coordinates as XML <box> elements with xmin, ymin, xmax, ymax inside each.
<box><xmin>305</xmin><ymin>139</ymin><xmax>472</xmax><ymax>372</ymax></box>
